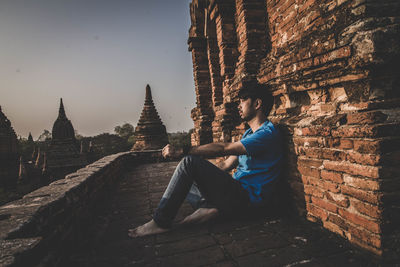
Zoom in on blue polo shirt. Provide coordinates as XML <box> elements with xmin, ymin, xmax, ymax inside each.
<box><xmin>233</xmin><ymin>120</ymin><xmax>283</xmax><ymax>204</ymax></box>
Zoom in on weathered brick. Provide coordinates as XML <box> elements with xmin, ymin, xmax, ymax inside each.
<box><xmin>346</xmin><ymin>151</ymin><xmax>381</xmax><ymax>166</ymax></box>
<box><xmin>332</xmin><ymin>124</ymin><xmax>400</xmax><ymax>138</ymax></box>
<box><xmin>331</xmin><ymin>126</ymin><xmax>375</xmax><ymax>138</ymax></box>
<box><xmin>345</xmin><ymin>234</ymin><xmax>383</xmax><ymax>256</ymax></box>
<box><xmin>320</xmin><ymin>179</ymin><xmax>341</xmax><ymax>193</ymax></box>
<box><xmin>321</xmin><ymin>148</ymin><xmax>347</xmax><ymax>161</ymax></box>
<box><xmin>350</xmin><ymin>198</ymin><xmax>381</xmax><ymax>219</ymax></box>
<box><xmin>353</xmin><ymin>139</ymin><xmax>382</xmax><ymax>154</ymax></box>
<box><xmin>299</xmin><ymin>147</ymin><xmax>323</xmax><ymax>158</ymax></box>
<box><xmin>304</xmin><ymin>184</ymin><xmax>325</xmax><ymax>198</ymax></box>
<box><xmin>319</xmin><ymin>73</ymin><xmax>367</xmax><ymax>86</ymax></box>
<box><xmin>341</xmin><ymin>185</ymin><xmax>381</xmax><ymax>204</ymax></box>
<box><xmin>300</xmin><ymin>174</ymin><xmax>310</xmax><ymax>185</ymax></box>
<box><xmin>313</xmin><ymin>47</ymin><xmax>351</xmax><ymax>67</ymax></box>
<box><xmin>337</xmin><ymin>0</ymin><xmax>349</xmax><ymax>6</ymax></box>
<box><xmin>293</xmin><ymin>136</ymin><xmax>321</xmax><ymax>147</ymax></box>
<box><xmin>312</xmin><ymin>196</ymin><xmax>338</xmax><ymax>213</ymax></box>
<box><xmin>342</xmin><ymin>174</ymin><xmax>379</xmax><ymax>191</ymax></box>
<box><xmin>297</xmin><ymin>166</ymin><xmax>320</xmax><ymax>178</ymax></box>
<box><xmin>325</xmin><ymin>137</ymin><xmax>340</xmax><ymax>148</ymax></box>
<box><xmin>307</xmin><ymin>203</ymin><xmax>328</xmax><ymax>221</ymax></box>
<box><xmin>347</xmin><ymin>111</ymin><xmax>388</xmax><ymax>125</ymax></box>
<box><xmin>346</xmin><ymin>223</ymin><xmax>382</xmax><ymax>248</ymax></box>
<box><xmin>321</xmin><ymin>170</ymin><xmax>343</xmax><ymax>183</ymax></box>
<box><xmin>306</xmin><ymin>176</ymin><xmax>340</xmax><ymax>193</ymax></box>
<box><xmin>298</xmin><ymin>157</ymin><xmax>323</xmax><ymax>168</ymax></box>
<box><xmin>326</xmin><ymin>192</ymin><xmax>350</xmax><ymax>207</ymax></box>
<box><xmin>301</xmin><ymin>126</ymin><xmax>331</xmax><ymax>136</ymax></box>
<box><xmin>323</xmin><ymin>221</ymin><xmax>345</xmax><ymax>236</ymax></box>
<box><xmin>352</xmin><ymin>140</ymin><xmax>372</xmax><ymax>154</ymax></box>
<box><xmin>338</xmin><ymin>208</ymin><xmax>381</xmax><ymax>233</ymax></box>
<box><xmin>328</xmin><ymin>213</ymin><xmax>348</xmax><ymax>230</ymax></box>
<box><xmin>339</xmin><ymin>139</ymin><xmax>353</xmax><ymax>149</ymax></box>
<box><xmin>323</xmin><ymin>160</ymin><xmax>380</xmax><ymax>178</ymax></box>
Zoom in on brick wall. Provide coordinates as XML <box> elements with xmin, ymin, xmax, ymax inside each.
<box><xmin>188</xmin><ymin>0</ymin><xmax>400</xmax><ymax>257</ymax></box>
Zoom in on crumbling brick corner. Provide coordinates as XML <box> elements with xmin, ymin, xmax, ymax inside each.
<box><xmin>188</xmin><ymin>0</ymin><xmax>400</xmax><ymax>259</ymax></box>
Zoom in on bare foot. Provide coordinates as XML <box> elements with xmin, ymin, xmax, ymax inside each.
<box><xmin>128</xmin><ymin>219</ymin><xmax>169</xmax><ymax>238</ymax></box>
<box><xmin>180</xmin><ymin>208</ymin><xmax>219</xmax><ymax>225</ymax></box>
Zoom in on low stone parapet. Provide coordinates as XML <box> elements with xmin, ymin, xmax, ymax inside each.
<box><xmin>0</xmin><ymin>151</ymin><xmax>139</xmax><ymax>266</ymax></box>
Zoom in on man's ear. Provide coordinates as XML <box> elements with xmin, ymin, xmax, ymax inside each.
<box><xmin>254</xmin><ymin>98</ymin><xmax>262</xmax><ymax>110</ymax></box>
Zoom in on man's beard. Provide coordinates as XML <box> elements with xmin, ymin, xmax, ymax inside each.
<box><xmin>240</xmin><ymin>110</ymin><xmax>256</xmax><ymax>122</ymax></box>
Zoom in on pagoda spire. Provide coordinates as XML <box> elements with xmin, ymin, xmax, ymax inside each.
<box><xmin>52</xmin><ymin>98</ymin><xmax>75</xmax><ymax>140</ymax></box>
<box><xmin>132</xmin><ymin>84</ymin><xmax>168</xmax><ymax>151</ymax></box>
<box><xmin>145</xmin><ymin>84</ymin><xmax>153</xmax><ymax>103</ymax></box>
<box><xmin>28</xmin><ymin>132</ymin><xmax>33</xmax><ymax>142</ymax></box>
<box><xmin>47</xmin><ymin>98</ymin><xmax>87</xmax><ymax>180</ymax></box>
<box><xmin>58</xmin><ymin>98</ymin><xmax>66</xmax><ymax>119</ymax></box>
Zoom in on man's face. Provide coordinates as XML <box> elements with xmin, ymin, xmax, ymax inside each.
<box><xmin>238</xmin><ymin>97</ymin><xmax>257</xmax><ymax>121</ymax></box>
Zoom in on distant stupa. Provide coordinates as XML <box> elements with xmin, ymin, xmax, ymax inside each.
<box><xmin>0</xmin><ymin>106</ymin><xmax>19</xmax><ymax>188</ymax></box>
<box><xmin>51</xmin><ymin>98</ymin><xmax>75</xmax><ymax>140</ymax></box>
<box><xmin>46</xmin><ymin>98</ymin><xmax>87</xmax><ymax>180</ymax></box>
<box><xmin>132</xmin><ymin>85</ymin><xmax>169</xmax><ymax>151</ymax></box>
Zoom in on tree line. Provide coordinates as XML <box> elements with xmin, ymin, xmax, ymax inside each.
<box><xmin>17</xmin><ymin>123</ymin><xmax>192</xmax><ymax>162</ymax></box>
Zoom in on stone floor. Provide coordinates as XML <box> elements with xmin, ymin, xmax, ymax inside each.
<box><xmin>62</xmin><ymin>161</ymin><xmax>382</xmax><ymax>267</ymax></box>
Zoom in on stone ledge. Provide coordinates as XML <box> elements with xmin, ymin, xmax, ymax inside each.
<box><xmin>0</xmin><ymin>151</ymin><xmax>135</xmax><ymax>267</ymax></box>
<box><xmin>0</xmin><ymin>238</ymin><xmax>42</xmax><ymax>267</ymax></box>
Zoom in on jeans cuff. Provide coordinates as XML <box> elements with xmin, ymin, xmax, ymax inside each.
<box><xmin>153</xmin><ymin>212</ymin><xmax>172</xmax><ymax>229</ymax></box>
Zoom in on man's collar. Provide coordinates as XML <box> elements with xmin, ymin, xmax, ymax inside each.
<box><xmin>248</xmin><ymin>119</ymin><xmax>270</xmax><ymax>134</ymax></box>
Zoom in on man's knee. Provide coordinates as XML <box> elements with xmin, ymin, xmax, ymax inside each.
<box><xmin>181</xmin><ymin>155</ymin><xmax>201</xmax><ymax>166</ymax></box>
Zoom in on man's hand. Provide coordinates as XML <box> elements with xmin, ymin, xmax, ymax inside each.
<box><xmin>218</xmin><ymin>155</ymin><xmax>238</xmax><ymax>172</ymax></box>
<box><xmin>162</xmin><ymin>144</ymin><xmax>183</xmax><ymax>159</ymax></box>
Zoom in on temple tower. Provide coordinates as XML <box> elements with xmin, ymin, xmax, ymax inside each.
<box><xmin>47</xmin><ymin>99</ymin><xmax>87</xmax><ymax>180</ymax></box>
<box><xmin>188</xmin><ymin>0</ymin><xmax>400</xmax><ymax>258</ymax></box>
<box><xmin>0</xmin><ymin>106</ymin><xmax>19</xmax><ymax>188</ymax></box>
<box><xmin>132</xmin><ymin>85</ymin><xmax>169</xmax><ymax>151</ymax></box>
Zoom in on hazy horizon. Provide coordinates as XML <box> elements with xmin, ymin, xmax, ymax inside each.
<box><xmin>0</xmin><ymin>0</ymin><xmax>196</xmax><ymax>140</ymax></box>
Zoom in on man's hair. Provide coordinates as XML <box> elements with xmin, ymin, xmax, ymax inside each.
<box><xmin>238</xmin><ymin>81</ymin><xmax>274</xmax><ymax>116</ymax></box>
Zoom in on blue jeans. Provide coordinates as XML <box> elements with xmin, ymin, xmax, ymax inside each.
<box><xmin>153</xmin><ymin>155</ymin><xmax>251</xmax><ymax>228</ymax></box>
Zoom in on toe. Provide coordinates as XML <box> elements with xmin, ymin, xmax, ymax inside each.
<box><xmin>128</xmin><ymin>228</ymin><xmax>138</xmax><ymax>238</ymax></box>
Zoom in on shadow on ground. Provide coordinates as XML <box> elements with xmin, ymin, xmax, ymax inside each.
<box><xmin>60</xmin><ymin>161</ymin><xmax>381</xmax><ymax>267</ymax></box>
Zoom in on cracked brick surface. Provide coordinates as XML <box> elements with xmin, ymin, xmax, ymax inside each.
<box><xmin>62</xmin><ymin>162</ymin><xmax>381</xmax><ymax>266</ymax></box>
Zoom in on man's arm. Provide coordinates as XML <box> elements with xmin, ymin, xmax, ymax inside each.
<box><xmin>162</xmin><ymin>141</ymin><xmax>247</xmax><ymax>159</ymax></box>
<box><xmin>218</xmin><ymin>155</ymin><xmax>238</xmax><ymax>172</ymax></box>
<box><xmin>188</xmin><ymin>142</ymin><xmax>247</xmax><ymax>157</ymax></box>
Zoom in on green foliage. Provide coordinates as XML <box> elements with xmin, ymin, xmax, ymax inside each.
<box><xmin>37</xmin><ymin>129</ymin><xmax>52</xmax><ymax>142</ymax></box>
<box><xmin>168</xmin><ymin>130</ymin><xmax>192</xmax><ymax>150</ymax></box>
<box><xmin>127</xmin><ymin>135</ymin><xmax>136</xmax><ymax>146</ymax></box>
<box><xmin>81</xmin><ymin>133</ymin><xmax>131</xmax><ymax>162</ymax></box>
<box><xmin>114</xmin><ymin>123</ymin><xmax>134</xmax><ymax>140</ymax></box>
<box><xmin>75</xmin><ymin>130</ymin><xmax>84</xmax><ymax>140</ymax></box>
<box><xmin>17</xmin><ymin>136</ymin><xmax>35</xmax><ymax>161</ymax></box>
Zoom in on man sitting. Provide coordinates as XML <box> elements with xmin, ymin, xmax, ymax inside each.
<box><xmin>129</xmin><ymin>82</ymin><xmax>283</xmax><ymax>237</ymax></box>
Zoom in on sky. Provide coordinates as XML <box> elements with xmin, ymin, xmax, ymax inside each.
<box><xmin>0</xmin><ymin>0</ymin><xmax>196</xmax><ymax>139</ymax></box>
